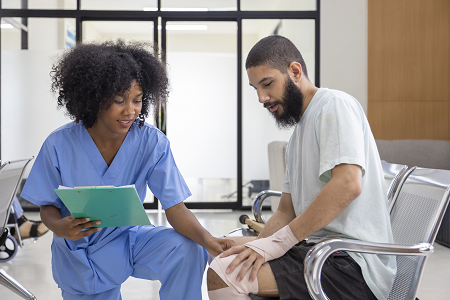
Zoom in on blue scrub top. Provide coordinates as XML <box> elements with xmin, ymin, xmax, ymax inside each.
<box><xmin>21</xmin><ymin>121</ymin><xmax>191</xmax><ymax>293</ymax></box>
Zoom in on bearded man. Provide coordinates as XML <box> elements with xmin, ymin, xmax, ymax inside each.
<box><xmin>207</xmin><ymin>35</ymin><xmax>396</xmax><ymax>300</ymax></box>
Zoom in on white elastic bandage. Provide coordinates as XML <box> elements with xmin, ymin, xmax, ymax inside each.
<box><xmin>208</xmin><ymin>287</ymin><xmax>252</xmax><ymax>300</ymax></box>
<box><xmin>244</xmin><ymin>225</ymin><xmax>299</xmax><ymax>263</ymax></box>
<box><xmin>209</xmin><ymin>255</ymin><xmax>259</xmax><ymax>295</ymax></box>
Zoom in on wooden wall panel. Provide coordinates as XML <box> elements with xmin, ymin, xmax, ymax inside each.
<box><xmin>368</xmin><ymin>0</ymin><xmax>450</xmax><ymax>140</ymax></box>
<box><xmin>368</xmin><ymin>101</ymin><xmax>449</xmax><ymax>140</ymax></box>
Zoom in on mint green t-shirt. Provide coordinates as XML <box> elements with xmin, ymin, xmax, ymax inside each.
<box><xmin>283</xmin><ymin>88</ymin><xmax>396</xmax><ymax>299</ymax></box>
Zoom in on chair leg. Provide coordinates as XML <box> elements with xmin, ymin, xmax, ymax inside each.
<box><xmin>0</xmin><ymin>269</ymin><xmax>37</xmax><ymax>299</ymax></box>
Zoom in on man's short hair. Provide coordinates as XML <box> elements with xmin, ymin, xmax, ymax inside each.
<box><xmin>245</xmin><ymin>35</ymin><xmax>308</xmax><ymax>78</ymax></box>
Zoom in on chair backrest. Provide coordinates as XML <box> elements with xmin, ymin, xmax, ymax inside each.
<box><xmin>387</xmin><ymin>167</ymin><xmax>450</xmax><ymax>300</ymax></box>
<box><xmin>381</xmin><ymin>161</ymin><xmax>408</xmax><ymax>206</ymax></box>
<box><xmin>0</xmin><ymin>158</ymin><xmax>33</xmax><ymax>232</ymax></box>
<box><xmin>267</xmin><ymin>141</ymin><xmax>288</xmax><ymax>212</ymax></box>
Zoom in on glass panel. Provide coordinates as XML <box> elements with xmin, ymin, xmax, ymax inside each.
<box><xmin>81</xmin><ymin>0</ymin><xmax>156</xmax><ymax>11</ymax></box>
<box><xmin>1</xmin><ymin>18</ymin><xmax>75</xmax><ymax>209</ymax></box>
<box><xmin>242</xmin><ymin>19</ymin><xmax>315</xmax><ymax>206</ymax></box>
<box><xmin>82</xmin><ymin>20</ymin><xmax>156</xmax><ymax>203</ymax></box>
<box><xmin>2</xmin><ymin>0</ymin><xmax>77</xmax><ymax>9</ymax></box>
<box><xmin>82</xmin><ymin>21</ymin><xmax>154</xmax><ymax>43</ymax></box>
<box><xmin>241</xmin><ymin>0</ymin><xmax>316</xmax><ymax>11</ymax></box>
<box><xmin>162</xmin><ymin>0</ymin><xmax>236</xmax><ymax>11</ymax></box>
<box><xmin>166</xmin><ymin>21</ymin><xmax>238</xmax><ymax>203</ymax></box>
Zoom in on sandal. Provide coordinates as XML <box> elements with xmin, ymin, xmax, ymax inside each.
<box><xmin>14</xmin><ymin>215</ymin><xmax>49</xmax><ymax>240</ymax></box>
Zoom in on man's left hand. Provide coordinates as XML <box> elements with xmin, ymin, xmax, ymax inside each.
<box><xmin>220</xmin><ymin>245</ymin><xmax>264</xmax><ymax>283</ymax></box>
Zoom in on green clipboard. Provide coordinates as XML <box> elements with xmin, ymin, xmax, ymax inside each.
<box><xmin>54</xmin><ymin>185</ymin><xmax>151</xmax><ymax>228</ymax></box>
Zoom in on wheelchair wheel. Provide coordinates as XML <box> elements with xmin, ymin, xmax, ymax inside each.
<box><xmin>0</xmin><ymin>234</ymin><xmax>18</xmax><ymax>262</ymax></box>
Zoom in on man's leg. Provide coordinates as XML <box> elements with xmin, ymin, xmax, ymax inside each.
<box><xmin>207</xmin><ymin>235</ymin><xmax>279</xmax><ymax>299</ymax></box>
<box><xmin>131</xmin><ymin>226</ymin><xmax>208</xmax><ymax>300</ymax></box>
<box><xmin>208</xmin><ymin>260</ymin><xmax>279</xmax><ymax>298</ymax></box>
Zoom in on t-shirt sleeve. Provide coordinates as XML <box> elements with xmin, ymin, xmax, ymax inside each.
<box><xmin>20</xmin><ymin>139</ymin><xmax>64</xmax><ymax>208</ymax></box>
<box><xmin>147</xmin><ymin>137</ymin><xmax>191</xmax><ymax>210</ymax></box>
<box><xmin>316</xmin><ymin>97</ymin><xmax>366</xmax><ymax>183</ymax></box>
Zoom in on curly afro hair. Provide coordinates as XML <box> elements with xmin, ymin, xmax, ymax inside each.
<box><xmin>51</xmin><ymin>39</ymin><xmax>169</xmax><ymax>128</ymax></box>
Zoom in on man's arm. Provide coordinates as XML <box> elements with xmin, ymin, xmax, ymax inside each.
<box><xmin>258</xmin><ymin>192</ymin><xmax>296</xmax><ymax>238</ymax></box>
<box><xmin>288</xmin><ymin>163</ymin><xmax>362</xmax><ymax>241</ymax></box>
<box><xmin>223</xmin><ymin>163</ymin><xmax>362</xmax><ymax>282</ymax></box>
<box><xmin>165</xmin><ymin>202</ymin><xmax>235</xmax><ymax>256</ymax></box>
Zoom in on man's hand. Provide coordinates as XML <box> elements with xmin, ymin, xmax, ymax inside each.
<box><xmin>205</xmin><ymin>237</ymin><xmax>236</xmax><ymax>257</ymax></box>
<box><xmin>220</xmin><ymin>245</ymin><xmax>265</xmax><ymax>283</ymax></box>
<box><xmin>52</xmin><ymin>216</ymin><xmax>101</xmax><ymax>241</ymax></box>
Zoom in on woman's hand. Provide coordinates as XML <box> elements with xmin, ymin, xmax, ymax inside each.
<box><xmin>52</xmin><ymin>216</ymin><xmax>101</xmax><ymax>241</ymax></box>
<box><xmin>205</xmin><ymin>237</ymin><xmax>236</xmax><ymax>257</ymax></box>
<box><xmin>220</xmin><ymin>245</ymin><xmax>265</xmax><ymax>283</ymax></box>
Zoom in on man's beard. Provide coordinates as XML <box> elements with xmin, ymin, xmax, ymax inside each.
<box><xmin>265</xmin><ymin>77</ymin><xmax>304</xmax><ymax>129</ymax></box>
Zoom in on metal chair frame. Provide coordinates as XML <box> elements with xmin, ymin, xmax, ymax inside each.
<box><xmin>381</xmin><ymin>161</ymin><xmax>408</xmax><ymax>206</ymax></box>
<box><xmin>0</xmin><ymin>158</ymin><xmax>37</xmax><ymax>299</ymax></box>
<box><xmin>304</xmin><ymin>166</ymin><xmax>450</xmax><ymax>300</ymax></box>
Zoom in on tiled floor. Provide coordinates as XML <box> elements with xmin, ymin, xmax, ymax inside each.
<box><xmin>1</xmin><ymin>210</ymin><xmax>450</xmax><ymax>300</ymax></box>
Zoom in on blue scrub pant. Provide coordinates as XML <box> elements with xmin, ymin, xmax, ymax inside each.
<box><xmin>12</xmin><ymin>197</ymin><xmax>24</xmax><ymax>218</ymax></box>
<box><xmin>61</xmin><ymin>226</ymin><xmax>208</xmax><ymax>300</ymax></box>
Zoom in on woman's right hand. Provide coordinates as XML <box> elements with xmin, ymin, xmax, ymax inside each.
<box><xmin>53</xmin><ymin>216</ymin><xmax>101</xmax><ymax>241</ymax></box>
<box><xmin>40</xmin><ymin>205</ymin><xmax>101</xmax><ymax>241</ymax></box>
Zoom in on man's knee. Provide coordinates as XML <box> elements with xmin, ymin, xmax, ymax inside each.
<box><xmin>207</xmin><ymin>268</ymin><xmax>228</xmax><ymax>291</ymax></box>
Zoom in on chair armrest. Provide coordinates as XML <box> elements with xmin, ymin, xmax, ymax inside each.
<box><xmin>251</xmin><ymin>190</ymin><xmax>282</xmax><ymax>224</ymax></box>
<box><xmin>303</xmin><ymin>238</ymin><xmax>433</xmax><ymax>300</ymax></box>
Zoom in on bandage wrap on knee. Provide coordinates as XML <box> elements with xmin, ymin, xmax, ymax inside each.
<box><xmin>209</xmin><ymin>255</ymin><xmax>258</xmax><ymax>295</ymax></box>
<box><xmin>244</xmin><ymin>225</ymin><xmax>298</xmax><ymax>262</ymax></box>
<box><xmin>208</xmin><ymin>287</ymin><xmax>252</xmax><ymax>300</ymax></box>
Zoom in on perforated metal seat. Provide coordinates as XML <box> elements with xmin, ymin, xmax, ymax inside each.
<box><xmin>0</xmin><ymin>158</ymin><xmax>37</xmax><ymax>299</ymax></box>
<box><xmin>304</xmin><ymin>167</ymin><xmax>450</xmax><ymax>300</ymax></box>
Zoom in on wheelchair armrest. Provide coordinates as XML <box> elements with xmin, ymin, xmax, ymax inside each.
<box><xmin>251</xmin><ymin>190</ymin><xmax>282</xmax><ymax>224</ymax></box>
<box><xmin>303</xmin><ymin>238</ymin><xmax>433</xmax><ymax>300</ymax></box>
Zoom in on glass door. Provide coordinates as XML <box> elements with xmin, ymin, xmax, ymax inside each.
<box><xmin>162</xmin><ymin>19</ymin><xmax>239</xmax><ymax>209</ymax></box>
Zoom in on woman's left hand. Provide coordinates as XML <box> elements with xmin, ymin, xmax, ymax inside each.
<box><xmin>206</xmin><ymin>237</ymin><xmax>236</xmax><ymax>257</ymax></box>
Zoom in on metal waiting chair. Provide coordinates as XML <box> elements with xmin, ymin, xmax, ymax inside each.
<box><xmin>381</xmin><ymin>161</ymin><xmax>408</xmax><ymax>206</ymax></box>
<box><xmin>0</xmin><ymin>158</ymin><xmax>37</xmax><ymax>299</ymax></box>
<box><xmin>304</xmin><ymin>166</ymin><xmax>450</xmax><ymax>300</ymax></box>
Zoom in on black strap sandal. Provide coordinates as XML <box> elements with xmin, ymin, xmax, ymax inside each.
<box><xmin>14</xmin><ymin>215</ymin><xmax>49</xmax><ymax>240</ymax></box>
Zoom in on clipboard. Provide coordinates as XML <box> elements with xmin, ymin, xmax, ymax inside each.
<box><xmin>54</xmin><ymin>185</ymin><xmax>151</xmax><ymax>228</ymax></box>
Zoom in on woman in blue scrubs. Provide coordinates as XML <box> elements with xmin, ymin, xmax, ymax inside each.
<box><xmin>21</xmin><ymin>40</ymin><xmax>234</xmax><ymax>300</ymax></box>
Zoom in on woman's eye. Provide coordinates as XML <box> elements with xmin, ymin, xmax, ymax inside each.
<box><xmin>114</xmin><ymin>100</ymin><xmax>124</xmax><ymax>104</ymax></box>
<box><xmin>134</xmin><ymin>99</ymin><xmax>142</xmax><ymax>103</ymax></box>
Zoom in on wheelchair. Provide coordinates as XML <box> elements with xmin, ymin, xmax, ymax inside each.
<box><xmin>0</xmin><ymin>158</ymin><xmax>37</xmax><ymax>263</ymax></box>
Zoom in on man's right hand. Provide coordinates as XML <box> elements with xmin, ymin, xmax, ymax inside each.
<box><xmin>53</xmin><ymin>216</ymin><xmax>101</xmax><ymax>241</ymax></box>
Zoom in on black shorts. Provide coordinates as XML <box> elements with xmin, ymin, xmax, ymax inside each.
<box><xmin>267</xmin><ymin>241</ymin><xmax>377</xmax><ymax>300</ymax></box>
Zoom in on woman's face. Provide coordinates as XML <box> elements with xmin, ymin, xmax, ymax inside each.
<box><xmin>93</xmin><ymin>79</ymin><xmax>143</xmax><ymax>138</ymax></box>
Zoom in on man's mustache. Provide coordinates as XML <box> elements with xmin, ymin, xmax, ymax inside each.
<box><xmin>263</xmin><ymin>101</ymin><xmax>282</xmax><ymax>108</ymax></box>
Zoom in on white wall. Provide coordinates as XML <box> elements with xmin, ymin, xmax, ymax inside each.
<box><xmin>1</xmin><ymin>50</ymin><xmax>71</xmax><ymax>167</ymax></box>
<box><xmin>321</xmin><ymin>0</ymin><xmax>368</xmax><ymax>112</ymax></box>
